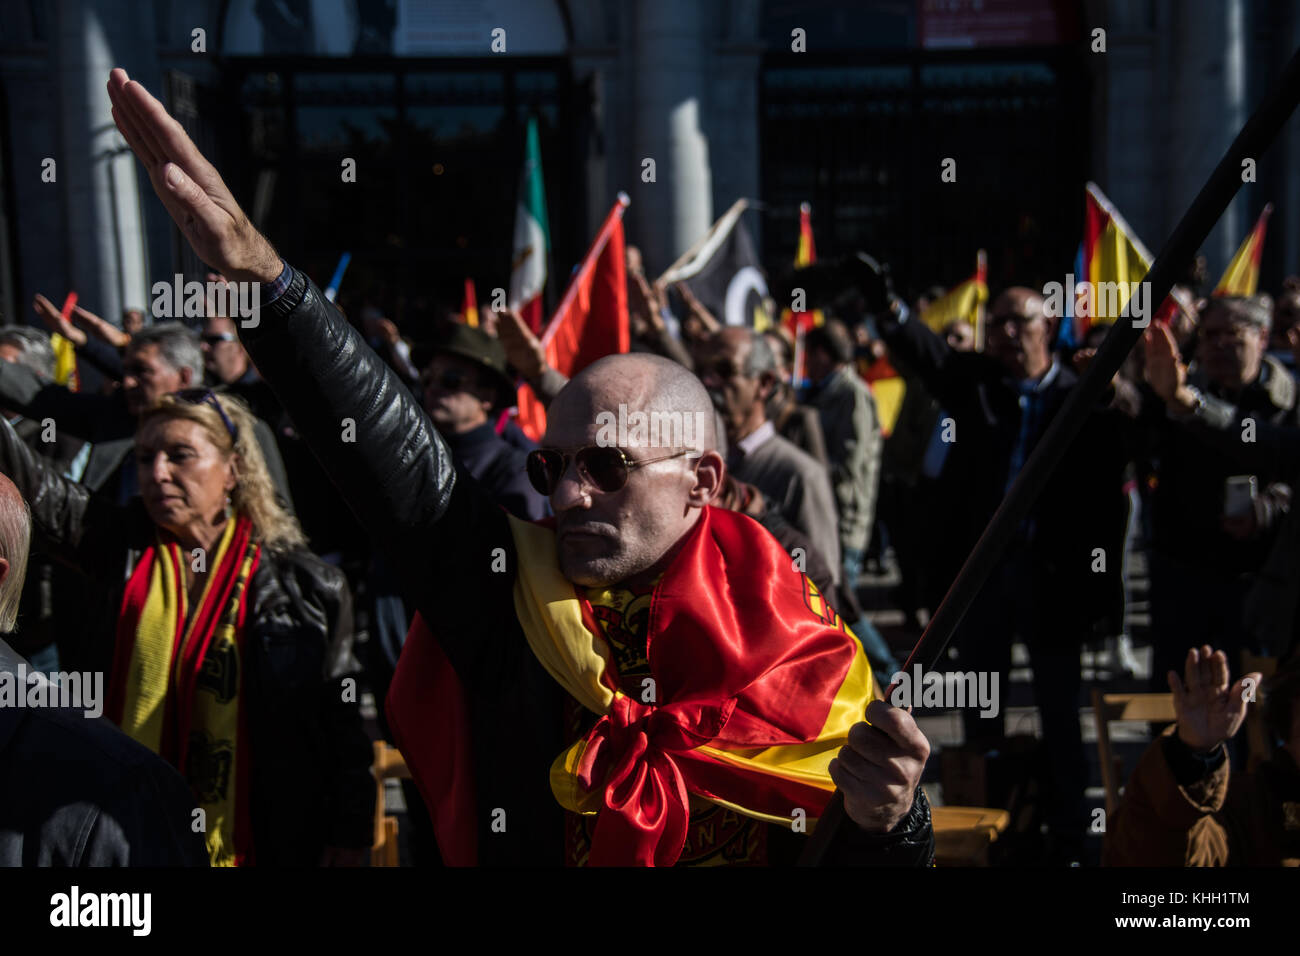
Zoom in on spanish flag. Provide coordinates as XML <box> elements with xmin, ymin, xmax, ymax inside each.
<box><xmin>1058</xmin><ymin>183</ymin><xmax>1194</xmax><ymax>345</ymax></box>
<box><xmin>515</xmin><ymin>195</ymin><xmax>630</xmax><ymax>442</ymax></box>
<box><xmin>388</xmin><ymin>506</ymin><xmax>878</xmax><ymax>866</ymax></box>
<box><xmin>52</xmin><ymin>292</ymin><xmax>80</xmax><ymax>391</ymax></box>
<box><xmin>1214</xmin><ymin>204</ymin><xmax>1272</xmax><ymax>296</ymax></box>
<box><xmin>920</xmin><ymin>250</ymin><xmax>989</xmax><ymax>350</ymax></box>
<box><xmin>861</xmin><ymin>356</ymin><xmax>906</xmax><ymax>438</ymax></box>
<box><xmin>460</xmin><ymin>278</ymin><xmax>479</xmax><ymax>328</ymax></box>
<box><xmin>782</xmin><ymin>203</ymin><xmax>825</xmax><ymax>385</ymax></box>
<box><xmin>1069</xmin><ymin>182</ymin><xmax>1152</xmax><ymax>344</ymax></box>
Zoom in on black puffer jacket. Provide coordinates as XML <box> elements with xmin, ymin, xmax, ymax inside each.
<box><xmin>240</xmin><ymin>264</ymin><xmax>934</xmax><ymax>867</ymax></box>
<box><xmin>0</xmin><ymin>417</ymin><xmax>374</xmax><ymax>865</ymax></box>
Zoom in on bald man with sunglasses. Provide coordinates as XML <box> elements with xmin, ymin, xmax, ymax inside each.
<box><xmin>106</xmin><ymin>68</ymin><xmax>932</xmax><ymax>867</ymax></box>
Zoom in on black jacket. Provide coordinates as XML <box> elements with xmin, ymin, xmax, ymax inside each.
<box><xmin>0</xmin><ymin>417</ymin><xmax>375</xmax><ymax>864</ymax></box>
<box><xmin>241</xmin><ymin>264</ymin><xmax>934</xmax><ymax>866</ymax></box>
<box><xmin>0</xmin><ymin>638</ymin><xmax>209</xmax><ymax>866</ymax></box>
<box><xmin>880</xmin><ymin>310</ymin><xmax>1134</xmax><ymax>637</ymax></box>
<box><xmin>442</xmin><ymin>422</ymin><xmax>548</xmax><ymax>521</ymax></box>
<box><xmin>1137</xmin><ymin>355</ymin><xmax>1299</xmax><ymax>576</ymax></box>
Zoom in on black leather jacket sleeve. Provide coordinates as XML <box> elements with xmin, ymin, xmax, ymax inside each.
<box><xmin>823</xmin><ymin>786</ymin><xmax>935</xmax><ymax>866</ymax></box>
<box><xmin>242</xmin><ymin>268</ymin><xmax>455</xmax><ymax>568</ymax></box>
<box><xmin>0</xmin><ymin>414</ymin><xmax>137</xmax><ymax>583</ymax></box>
<box><xmin>241</xmin><ymin>267</ymin><xmax>512</xmax><ymax>681</ymax></box>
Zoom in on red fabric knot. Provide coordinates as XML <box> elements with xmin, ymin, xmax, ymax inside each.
<box><xmin>576</xmin><ymin>695</ymin><xmax>728</xmax><ymax>866</ymax></box>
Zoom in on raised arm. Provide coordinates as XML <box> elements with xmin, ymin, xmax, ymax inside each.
<box><xmin>106</xmin><ymin>69</ymin><xmax>508</xmax><ymax>653</ymax></box>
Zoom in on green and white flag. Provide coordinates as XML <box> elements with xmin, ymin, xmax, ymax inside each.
<box><xmin>509</xmin><ymin>116</ymin><xmax>551</xmax><ymax>333</ymax></box>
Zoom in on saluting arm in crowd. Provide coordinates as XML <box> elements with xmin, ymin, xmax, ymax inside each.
<box><xmin>1146</xmin><ymin>321</ymin><xmax>1300</xmax><ymax>483</ymax></box>
<box><xmin>106</xmin><ymin>68</ymin><xmax>513</xmax><ymax>678</ymax></box>
<box><xmin>1103</xmin><ymin>647</ymin><xmax>1263</xmax><ymax>866</ymax></box>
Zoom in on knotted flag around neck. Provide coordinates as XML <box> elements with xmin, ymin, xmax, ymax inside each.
<box><xmin>389</xmin><ymin>505</ymin><xmax>877</xmax><ymax>866</ymax></box>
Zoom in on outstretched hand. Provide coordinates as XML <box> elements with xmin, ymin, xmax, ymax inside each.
<box><xmin>107</xmin><ymin>68</ymin><xmax>281</xmax><ymax>285</ymax></box>
<box><xmin>1142</xmin><ymin>324</ymin><xmax>1191</xmax><ymax>408</ymax></box>
<box><xmin>493</xmin><ymin>308</ymin><xmax>547</xmax><ymax>380</ymax></box>
<box><xmin>71</xmin><ymin>303</ymin><xmax>131</xmax><ymax>349</ymax></box>
<box><xmin>32</xmin><ymin>294</ymin><xmax>86</xmax><ymax>347</ymax></box>
<box><xmin>1168</xmin><ymin>645</ymin><xmax>1260</xmax><ymax>754</ymax></box>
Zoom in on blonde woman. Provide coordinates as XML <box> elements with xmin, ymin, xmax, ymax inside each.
<box><xmin>0</xmin><ymin>390</ymin><xmax>373</xmax><ymax>866</ymax></box>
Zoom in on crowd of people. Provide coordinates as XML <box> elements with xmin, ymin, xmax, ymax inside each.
<box><xmin>1</xmin><ymin>67</ymin><xmax>1298</xmax><ymax>867</ymax></box>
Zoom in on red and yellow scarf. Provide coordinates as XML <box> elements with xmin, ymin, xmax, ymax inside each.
<box><xmin>390</xmin><ymin>505</ymin><xmax>877</xmax><ymax>866</ymax></box>
<box><xmin>106</xmin><ymin>515</ymin><xmax>261</xmax><ymax>866</ymax></box>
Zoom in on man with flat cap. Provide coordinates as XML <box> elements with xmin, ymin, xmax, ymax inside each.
<box><xmin>421</xmin><ymin>323</ymin><xmax>548</xmax><ymax>522</ymax></box>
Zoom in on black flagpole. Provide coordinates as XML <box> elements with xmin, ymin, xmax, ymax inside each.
<box><xmin>799</xmin><ymin>44</ymin><xmax>1300</xmax><ymax>866</ymax></box>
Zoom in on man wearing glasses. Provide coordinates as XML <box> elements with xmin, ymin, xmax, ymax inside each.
<box><xmin>108</xmin><ymin>68</ymin><xmax>934</xmax><ymax>867</ymax></box>
<box><xmin>1143</xmin><ymin>296</ymin><xmax>1300</xmax><ymax>701</ymax></box>
<box><xmin>864</xmin><ymin>276</ymin><xmax>1135</xmax><ymax>864</ymax></box>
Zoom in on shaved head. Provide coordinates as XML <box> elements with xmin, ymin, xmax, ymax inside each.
<box><xmin>543</xmin><ymin>353</ymin><xmax>724</xmax><ymax>587</ymax></box>
<box><xmin>550</xmin><ymin>353</ymin><xmax>718</xmax><ymax>454</ymax></box>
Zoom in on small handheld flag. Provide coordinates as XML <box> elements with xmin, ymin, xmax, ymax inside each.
<box><xmin>461</xmin><ymin>278</ymin><xmax>479</xmax><ymax>328</ymax></box>
<box><xmin>324</xmin><ymin>252</ymin><xmax>352</xmax><ymax>303</ymax></box>
<box><xmin>52</xmin><ymin>292</ymin><xmax>80</xmax><ymax>391</ymax></box>
<box><xmin>1213</xmin><ymin>203</ymin><xmax>1272</xmax><ymax>296</ymax></box>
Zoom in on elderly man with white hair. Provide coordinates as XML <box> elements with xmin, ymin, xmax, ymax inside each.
<box><xmin>1144</xmin><ymin>293</ymin><xmax>1300</xmax><ymax>691</ymax></box>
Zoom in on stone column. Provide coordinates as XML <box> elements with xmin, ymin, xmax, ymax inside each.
<box><xmin>1162</xmin><ymin>0</ymin><xmax>1247</xmax><ymax>274</ymax></box>
<box><xmin>54</xmin><ymin>0</ymin><xmax>152</xmax><ymax>322</ymax></box>
<box><xmin>631</xmin><ymin>0</ymin><xmax>713</xmax><ymax>274</ymax></box>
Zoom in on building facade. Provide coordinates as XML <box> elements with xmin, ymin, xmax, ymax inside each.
<box><xmin>1</xmin><ymin>0</ymin><xmax>1297</xmax><ymax>329</ymax></box>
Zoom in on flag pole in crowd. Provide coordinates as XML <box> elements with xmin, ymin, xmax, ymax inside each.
<box><xmin>800</xmin><ymin>40</ymin><xmax>1300</xmax><ymax>866</ymax></box>
<box><xmin>784</xmin><ymin>202</ymin><xmax>823</xmax><ymax>386</ymax></box>
<box><xmin>1057</xmin><ymin>183</ymin><xmax>1199</xmax><ymax>347</ymax></box>
<box><xmin>51</xmin><ymin>291</ymin><xmax>79</xmax><ymax>390</ymax></box>
<box><xmin>919</xmin><ymin>249</ymin><xmax>988</xmax><ymax>349</ymax></box>
<box><xmin>657</xmin><ymin>197</ymin><xmax>749</xmax><ymax>282</ymax></box>
<box><xmin>1214</xmin><ymin>202</ymin><xmax>1273</xmax><ymax>295</ymax></box>
<box><xmin>510</xmin><ymin>114</ymin><xmax>551</xmax><ymax>335</ymax></box>
<box><xmin>323</xmin><ymin>251</ymin><xmax>351</xmax><ymax>303</ymax></box>
<box><xmin>461</xmin><ymin>277</ymin><xmax>479</xmax><ymax>328</ymax></box>
<box><xmin>659</xmin><ymin>198</ymin><xmax>770</xmax><ymax>331</ymax></box>
<box><xmin>515</xmin><ymin>192</ymin><xmax>631</xmax><ymax>440</ymax></box>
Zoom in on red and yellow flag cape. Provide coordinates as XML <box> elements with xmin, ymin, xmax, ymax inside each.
<box><xmin>389</xmin><ymin>506</ymin><xmax>877</xmax><ymax>866</ymax></box>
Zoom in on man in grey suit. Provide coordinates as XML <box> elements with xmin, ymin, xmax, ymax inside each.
<box><xmin>698</xmin><ymin>327</ymin><xmax>900</xmax><ymax>675</ymax></box>
<box><xmin>698</xmin><ymin>327</ymin><xmax>843</xmax><ymax>587</ymax></box>
<box><xmin>804</xmin><ymin>320</ymin><xmax>883</xmax><ymax>587</ymax></box>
